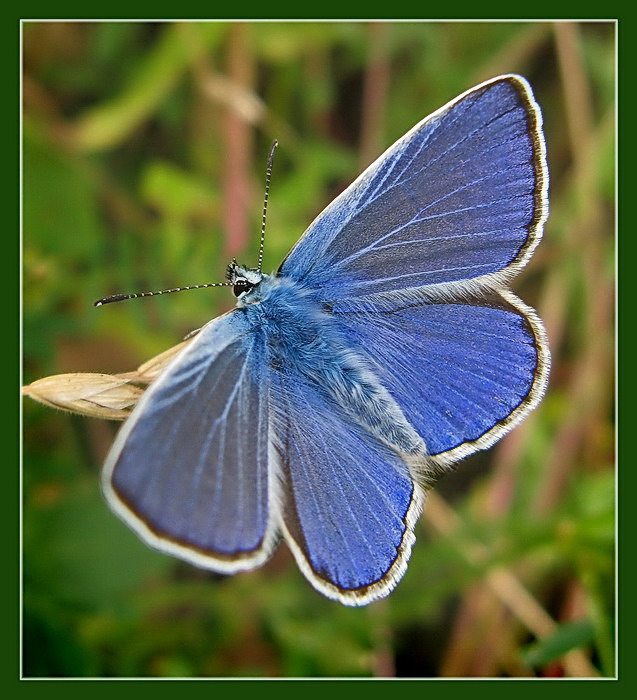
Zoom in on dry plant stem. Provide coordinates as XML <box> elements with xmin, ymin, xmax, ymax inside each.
<box><xmin>447</xmin><ymin>24</ymin><xmax>554</xmax><ymax>673</ymax></box>
<box><xmin>361</xmin><ymin>23</ymin><xmax>393</xmax><ymax>680</ymax></box>
<box><xmin>485</xmin><ymin>242</ymin><xmax>575</xmax><ymax>514</ymax></box>
<box><xmin>486</xmin><ymin>421</ymin><xmax>533</xmax><ymax>518</ymax></box>
<box><xmin>471</xmin><ymin>23</ymin><xmax>550</xmax><ymax>85</ymax></box>
<box><xmin>22</xmin><ymin>340</ymin><xmax>191</xmax><ymax>420</ymax></box>
<box><xmin>534</xmin><ymin>26</ymin><xmax>614</xmax><ymax>514</ymax></box>
<box><xmin>469</xmin><ymin>592</ymin><xmax>519</xmax><ymax>676</ymax></box>
<box><xmin>359</xmin><ymin>22</ymin><xmax>391</xmax><ymax>170</ymax></box>
<box><xmin>535</xmin><ymin>284</ymin><xmax>614</xmax><ymax>514</ymax></box>
<box><xmin>554</xmin><ymin>23</ymin><xmax>595</xmax><ymax>155</ymax></box>
<box><xmin>555</xmin><ymin>21</ymin><xmax>615</xmax><ymax>449</ymax></box>
<box><xmin>440</xmin><ymin>585</ymin><xmax>483</xmax><ymax>676</ymax></box>
<box><xmin>182</xmin><ymin>22</ymin><xmax>266</xmax><ymax>129</ymax></box>
<box><xmin>22</xmin><ymin>374</ymin><xmax>143</xmax><ymax>420</ymax></box>
<box><xmin>133</xmin><ymin>339</ymin><xmax>192</xmax><ymax>383</ymax></box>
<box><xmin>441</xmin><ymin>586</ymin><xmax>509</xmax><ymax>676</ymax></box>
<box><xmin>222</xmin><ymin>23</ymin><xmax>255</xmax><ymax>258</ymax></box>
<box><xmin>533</xmin><ymin>109</ymin><xmax>614</xmax><ymax>513</ymax></box>
<box><xmin>442</xmin><ymin>582</ymin><xmax>534</xmax><ymax>677</ymax></box>
<box><xmin>424</xmin><ymin>491</ymin><xmax>599</xmax><ymax>677</ymax></box>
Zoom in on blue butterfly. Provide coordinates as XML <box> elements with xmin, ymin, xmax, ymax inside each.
<box><xmin>101</xmin><ymin>74</ymin><xmax>550</xmax><ymax>606</ymax></box>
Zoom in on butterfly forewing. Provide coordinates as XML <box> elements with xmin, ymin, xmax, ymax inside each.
<box><xmin>280</xmin><ymin>75</ymin><xmax>547</xmax><ymax>304</ymax></box>
<box><xmin>103</xmin><ymin>311</ymin><xmax>276</xmax><ymax>573</ymax></box>
<box><xmin>269</xmin><ymin>362</ymin><xmax>424</xmax><ymax>606</ymax></box>
<box><xmin>97</xmin><ymin>74</ymin><xmax>549</xmax><ymax>606</ymax></box>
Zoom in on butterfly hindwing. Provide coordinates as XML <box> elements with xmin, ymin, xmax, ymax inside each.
<box><xmin>280</xmin><ymin>75</ymin><xmax>547</xmax><ymax>305</ymax></box>
<box><xmin>330</xmin><ymin>290</ymin><xmax>549</xmax><ymax>468</ymax></box>
<box><xmin>96</xmin><ymin>74</ymin><xmax>549</xmax><ymax>606</ymax></box>
<box><xmin>269</xmin><ymin>361</ymin><xmax>424</xmax><ymax>606</ymax></box>
<box><xmin>102</xmin><ymin>310</ymin><xmax>277</xmax><ymax>573</ymax></box>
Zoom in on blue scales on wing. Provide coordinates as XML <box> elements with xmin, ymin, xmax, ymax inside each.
<box><xmin>279</xmin><ymin>75</ymin><xmax>546</xmax><ymax>304</ymax></box>
<box><xmin>269</xmin><ymin>360</ymin><xmax>423</xmax><ymax>605</ymax></box>
<box><xmin>277</xmin><ymin>75</ymin><xmax>549</xmax><ymax>468</ymax></box>
<box><xmin>330</xmin><ymin>291</ymin><xmax>548</xmax><ymax>465</ymax></box>
<box><xmin>95</xmin><ymin>74</ymin><xmax>550</xmax><ymax>606</ymax></box>
<box><xmin>103</xmin><ymin>310</ymin><xmax>276</xmax><ymax>572</ymax></box>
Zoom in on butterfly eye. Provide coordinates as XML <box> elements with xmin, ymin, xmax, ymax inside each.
<box><xmin>225</xmin><ymin>260</ymin><xmax>238</xmax><ymax>281</ymax></box>
<box><xmin>233</xmin><ymin>278</ymin><xmax>254</xmax><ymax>297</ymax></box>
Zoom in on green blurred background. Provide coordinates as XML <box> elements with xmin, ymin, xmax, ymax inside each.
<box><xmin>22</xmin><ymin>21</ymin><xmax>615</xmax><ymax>678</ymax></box>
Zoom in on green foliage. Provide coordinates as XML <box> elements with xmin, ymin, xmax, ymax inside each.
<box><xmin>22</xmin><ymin>20</ymin><xmax>615</xmax><ymax>678</ymax></box>
<box><xmin>521</xmin><ymin>620</ymin><xmax>596</xmax><ymax>668</ymax></box>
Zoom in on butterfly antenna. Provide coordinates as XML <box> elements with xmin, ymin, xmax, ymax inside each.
<box><xmin>257</xmin><ymin>140</ymin><xmax>278</xmax><ymax>274</ymax></box>
<box><xmin>94</xmin><ymin>281</ymin><xmax>233</xmax><ymax>307</ymax></box>
<box><xmin>96</xmin><ymin>144</ymin><xmax>279</xmax><ymax>307</ymax></box>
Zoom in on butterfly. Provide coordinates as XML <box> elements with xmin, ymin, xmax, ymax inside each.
<box><xmin>101</xmin><ymin>74</ymin><xmax>550</xmax><ymax>606</ymax></box>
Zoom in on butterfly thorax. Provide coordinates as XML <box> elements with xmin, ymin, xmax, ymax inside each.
<box><xmin>238</xmin><ymin>273</ymin><xmax>426</xmax><ymax>462</ymax></box>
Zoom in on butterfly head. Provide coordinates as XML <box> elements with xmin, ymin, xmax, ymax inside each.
<box><xmin>226</xmin><ymin>260</ymin><xmax>264</xmax><ymax>302</ymax></box>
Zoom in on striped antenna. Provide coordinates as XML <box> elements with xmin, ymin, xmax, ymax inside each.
<box><xmin>94</xmin><ymin>282</ymin><xmax>233</xmax><ymax>307</ymax></box>
<box><xmin>95</xmin><ymin>144</ymin><xmax>279</xmax><ymax>308</ymax></box>
<box><xmin>257</xmin><ymin>140</ymin><xmax>278</xmax><ymax>273</ymax></box>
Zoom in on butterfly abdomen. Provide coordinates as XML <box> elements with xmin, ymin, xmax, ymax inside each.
<box><xmin>245</xmin><ymin>275</ymin><xmax>426</xmax><ymax>461</ymax></box>
<box><xmin>90</xmin><ymin>75</ymin><xmax>549</xmax><ymax>606</ymax></box>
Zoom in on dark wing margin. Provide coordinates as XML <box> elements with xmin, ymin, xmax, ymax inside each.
<box><xmin>279</xmin><ymin>74</ymin><xmax>548</xmax><ymax>307</ymax></box>
<box><xmin>331</xmin><ymin>289</ymin><xmax>550</xmax><ymax>472</ymax></box>
<box><xmin>269</xmin><ymin>364</ymin><xmax>424</xmax><ymax>606</ymax></box>
<box><xmin>102</xmin><ymin>310</ymin><xmax>278</xmax><ymax>573</ymax></box>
